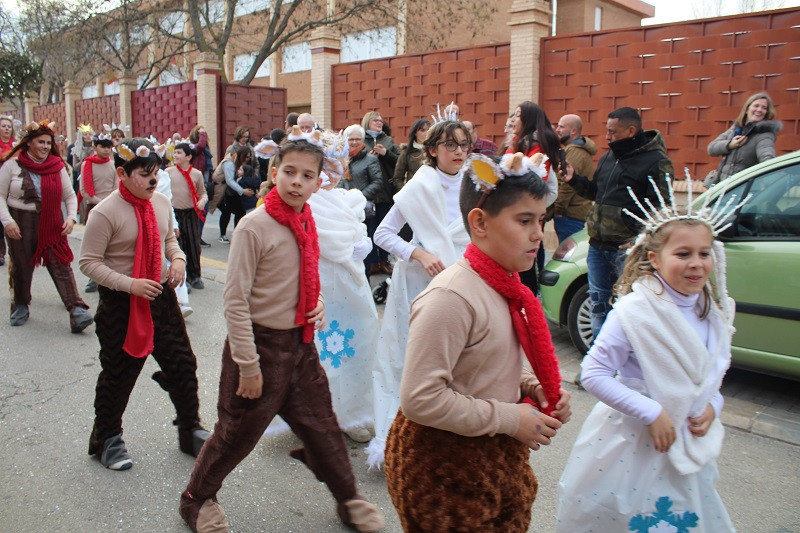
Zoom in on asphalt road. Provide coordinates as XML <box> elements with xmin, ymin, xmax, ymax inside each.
<box><xmin>0</xmin><ymin>229</ymin><xmax>798</xmax><ymax>533</ymax></box>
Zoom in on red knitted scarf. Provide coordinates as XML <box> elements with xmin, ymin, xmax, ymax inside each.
<box><xmin>263</xmin><ymin>187</ymin><xmax>320</xmax><ymax>343</ymax></box>
<box><xmin>119</xmin><ymin>184</ymin><xmax>162</xmax><ymax>358</ymax></box>
<box><xmin>176</xmin><ymin>164</ymin><xmax>206</xmax><ymax>222</ymax></box>
<box><xmin>17</xmin><ymin>151</ymin><xmax>73</xmax><ymax>267</ymax></box>
<box><xmin>464</xmin><ymin>243</ymin><xmax>562</xmax><ymax>416</ymax></box>
<box><xmin>81</xmin><ymin>154</ymin><xmax>111</xmax><ymax>198</ymax></box>
<box><xmin>0</xmin><ymin>138</ymin><xmax>13</xmax><ymax>158</ymax></box>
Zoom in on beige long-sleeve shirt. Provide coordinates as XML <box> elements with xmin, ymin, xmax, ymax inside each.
<box><xmin>223</xmin><ymin>207</ymin><xmax>308</xmax><ymax>378</ymax></box>
<box><xmin>168</xmin><ymin>165</ymin><xmax>207</xmax><ymax>210</ymax></box>
<box><xmin>400</xmin><ymin>258</ymin><xmax>540</xmax><ymax>438</ymax></box>
<box><xmin>79</xmin><ymin>189</ymin><xmax>185</xmax><ymax>292</ymax></box>
<box><xmin>0</xmin><ymin>158</ymin><xmax>77</xmax><ymax>226</ymax></box>
<box><xmin>79</xmin><ymin>159</ymin><xmax>118</xmax><ymax>204</ymax></box>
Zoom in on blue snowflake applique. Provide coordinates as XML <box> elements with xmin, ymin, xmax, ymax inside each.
<box><xmin>317</xmin><ymin>320</ymin><xmax>355</xmax><ymax>368</ymax></box>
<box><xmin>629</xmin><ymin>496</ymin><xmax>699</xmax><ymax>533</ymax></box>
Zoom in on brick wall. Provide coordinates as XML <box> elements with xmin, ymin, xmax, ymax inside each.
<box><xmin>332</xmin><ymin>43</ymin><xmax>510</xmax><ymax>147</ymax></box>
<box><xmin>33</xmin><ymin>103</ymin><xmax>67</xmax><ymax>139</ymax></box>
<box><xmin>540</xmin><ymin>7</ymin><xmax>800</xmax><ymax>178</ymax></box>
<box><xmin>130</xmin><ymin>81</ymin><xmax>198</xmax><ymax>144</ymax></box>
<box><xmin>219</xmin><ymin>83</ymin><xmax>287</xmax><ymax>160</ymax></box>
<box><xmin>75</xmin><ymin>95</ymin><xmax>120</xmax><ymax>133</ymax></box>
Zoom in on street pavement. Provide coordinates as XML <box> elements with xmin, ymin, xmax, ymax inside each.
<box><xmin>0</xmin><ymin>216</ymin><xmax>798</xmax><ymax>532</ymax></box>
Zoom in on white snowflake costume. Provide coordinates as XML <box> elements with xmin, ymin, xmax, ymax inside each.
<box><xmin>556</xmin><ymin>275</ymin><xmax>736</xmax><ymax>532</ymax></box>
<box><xmin>367</xmin><ymin>164</ymin><xmax>470</xmax><ymax>468</ymax></box>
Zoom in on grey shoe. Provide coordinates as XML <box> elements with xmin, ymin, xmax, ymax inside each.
<box><xmin>99</xmin><ymin>434</ymin><xmax>133</xmax><ymax>471</ymax></box>
<box><xmin>189</xmin><ymin>278</ymin><xmax>205</xmax><ymax>290</ymax></box>
<box><xmin>85</xmin><ymin>279</ymin><xmax>98</xmax><ymax>293</ymax></box>
<box><xmin>70</xmin><ymin>307</ymin><xmax>94</xmax><ymax>333</ymax></box>
<box><xmin>10</xmin><ymin>304</ymin><xmax>29</xmax><ymax>326</ymax></box>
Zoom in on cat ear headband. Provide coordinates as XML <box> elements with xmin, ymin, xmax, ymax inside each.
<box><xmin>464</xmin><ymin>152</ymin><xmax>549</xmax><ymax>208</ymax></box>
<box><xmin>286</xmin><ymin>125</ymin><xmax>323</xmax><ymax>147</ymax></box>
<box><xmin>115</xmin><ymin>139</ymin><xmax>162</xmax><ymax>161</ymax></box>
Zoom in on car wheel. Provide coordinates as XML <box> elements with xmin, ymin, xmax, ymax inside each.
<box><xmin>567</xmin><ymin>283</ymin><xmax>593</xmax><ymax>355</ymax></box>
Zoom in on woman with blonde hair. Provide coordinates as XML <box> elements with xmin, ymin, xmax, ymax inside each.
<box><xmin>706</xmin><ymin>92</ymin><xmax>781</xmax><ymax>186</ymax></box>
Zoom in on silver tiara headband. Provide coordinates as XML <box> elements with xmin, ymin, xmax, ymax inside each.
<box><xmin>430</xmin><ymin>102</ymin><xmax>459</xmax><ymax>126</ymax></box>
<box><xmin>622</xmin><ymin>168</ymin><xmax>751</xmax><ymax>238</ymax></box>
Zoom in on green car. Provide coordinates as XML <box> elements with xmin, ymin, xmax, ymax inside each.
<box><xmin>540</xmin><ymin>150</ymin><xmax>800</xmax><ymax>380</ymax></box>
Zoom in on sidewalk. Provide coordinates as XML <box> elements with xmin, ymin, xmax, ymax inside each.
<box><xmin>69</xmin><ymin>226</ymin><xmax>800</xmax><ymax>447</ymax></box>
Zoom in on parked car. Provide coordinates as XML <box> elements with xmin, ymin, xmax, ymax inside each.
<box><xmin>540</xmin><ymin>150</ymin><xmax>800</xmax><ymax>380</ymax></box>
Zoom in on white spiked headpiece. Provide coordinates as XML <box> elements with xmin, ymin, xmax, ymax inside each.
<box><xmin>430</xmin><ymin>102</ymin><xmax>459</xmax><ymax>126</ymax></box>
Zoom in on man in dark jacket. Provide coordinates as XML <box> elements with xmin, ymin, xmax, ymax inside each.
<box><xmin>554</xmin><ymin>114</ymin><xmax>597</xmax><ymax>243</ymax></box>
<box><xmin>564</xmin><ymin>106</ymin><xmax>674</xmax><ymax>339</ymax></box>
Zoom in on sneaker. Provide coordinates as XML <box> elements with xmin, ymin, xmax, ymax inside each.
<box><xmin>218</xmin><ymin>236</ymin><xmax>230</xmax><ymax>244</ymax></box>
<box><xmin>189</xmin><ymin>278</ymin><xmax>205</xmax><ymax>290</ymax></box>
<box><xmin>180</xmin><ymin>304</ymin><xmax>194</xmax><ymax>318</ymax></box>
<box><xmin>99</xmin><ymin>434</ymin><xmax>133</xmax><ymax>470</ymax></box>
<box><xmin>345</xmin><ymin>427</ymin><xmax>373</xmax><ymax>443</ymax></box>
<box><xmin>85</xmin><ymin>279</ymin><xmax>98</xmax><ymax>293</ymax></box>
<box><xmin>200</xmin><ymin>239</ymin><xmax>211</xmax><ymax>248</ymax></box>
<box><xmin>70</xmin><ymin>307</ymin><xmax>94</xmax><ymax>333</ymax></box>
<box><xmin>0</xmin><ymin>257</ymin><xmax>5</xmax><ymax>266</ymax></box>
<box><xmin>10</xmin><ymin>304</ymin><xmax>29</xmax><ymax>326</ymax></box>
<box><xmin>573</xmin><ymin>372</ymin><xmax>584</xmax><ymax>390</ymax></box>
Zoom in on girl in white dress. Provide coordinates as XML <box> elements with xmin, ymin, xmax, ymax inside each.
<box><xmin>556</xmin><ymin>179</ymin><xmax>743</xmax><ymax>532</ymax></box>
<box><xmin>367</xmin><ymin>116</ymin><xmax>472</xmax><ymax>467</ymax></box>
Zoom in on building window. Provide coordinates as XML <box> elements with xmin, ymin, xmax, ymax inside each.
<box><xmin>233</xmin><ymin>52</ymin><xmax>271</xmax><ymax>80</ymax></box>
<box><xmin>235</xmin><ymin>0</ymin><xmax>268</xmax><ymax>17</ymax></box>
<box><xmin>82</xmin><ymin>85</ymin><xmax>99</xmax><ymax>99</ymax></box>
<box><xmin>594</xmin><ymin>7</ymin><xmax>602</xmax><ymax>31</ymax></box>
<box><xmin>137</xmin><ymin>75</ymin><xmax>149</xmax><ymax>89</ymax></box>
<box><xmin>282</xmin><ymin>42</ymin><xmax>310</xmax><ymax>73</ymax></box>
<box><xmin>160</xmin><ymin>65</ymin><xmax>186</xmax><ymax>86</ymax></box>
<box><xmin>160</xmin><ymin>12</ymin><xmax>184</xmax><ymax>35</ymax></box>
<box><xmin>341</xmin><ymin>27</ymin><xmax>397</xmax><ymax>63</ymax></box>
<box><xmin>203</xmin><ymin>0</ymin><xmax>226</xmax><ymax>26</ymax></box>
<box><xmin>104</xmin><ymin>80</ymin><xmax>120</xmax><ymax>95</ymax></box>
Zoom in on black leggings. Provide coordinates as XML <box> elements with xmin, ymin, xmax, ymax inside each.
<box><xmin>218</xmin><ymin>197</ymin><xmax>245</xmax><ymax>237</ymax></box>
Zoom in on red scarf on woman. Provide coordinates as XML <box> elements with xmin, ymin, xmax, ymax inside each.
<box><xmin>263</xmin><ymin>187</ymin><xmax>320</xmax><ymax>343</ymax></box>
<box><xmin>119</xmin><ymin>183</ymin><xmax>162</xmax><ymax>358</ymax></box>
<box><xmin>176</xmin><ymin>164</ymin><xmax>206</xmax><ymax>222</ymax></box>
<box><xmin>464</xmin><ymin>243</ymin><xmax>561</xmax><ymax>416</ymax></box>
<box><xmin>81</xmin><ymin>154</ymin><xmax>111</xmax><ymax>198</ymax></box>
<box><xmin>16</xmin><ymin>150</ymin><xmax>74</xmax><ymax>266</ymax></box>
<box><xmin>0</xmin><ymin>138</ymin><xmax>13</xmax><ymax>158</ymax></box>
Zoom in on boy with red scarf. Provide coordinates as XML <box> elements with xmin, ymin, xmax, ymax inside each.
<box><xmin>180</xmin><ymin>136</ymin><xmax>384</xmax><ymax>533</ymax></box>
<box><xmin>80</xmin><ymin>133</ymin><xmax>117</xmax><ymax>292</ymax></box>
<box><xmin>80</xmin><ymin>138</ymin><xmax>209</xmax><ymax>471</ymax></box>
<box><xmin>168</xmin><ymin>142</ymin><xmax>207</xmax><ymax>289</ymax></box>
<box><xmin>384</xmin><ymin>153</ymin><xmax>572</xmax><ymax>532</ymax></box>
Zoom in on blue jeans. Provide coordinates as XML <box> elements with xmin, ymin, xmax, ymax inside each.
<box><xmin>554</xmin><ymin>216</ymin><xmax>586</xmax><ymax>243</ymax></box>
<box><xmin>587</xmin><ymin>245</ymin><xmax>627</xmax><ymax>340</ymax></box>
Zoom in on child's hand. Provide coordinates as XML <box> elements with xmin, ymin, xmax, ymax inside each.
<box><xmin>61</xmin><ymin>217</ymin><xmax>75</xmax><ymax>235</ymax></box>
<box><xmin>647</xmin><ymin>410</ymin><xmax>676</xmax><ymax>453</ymax></box>
<box><xmin>167</xmin><ymin>258</ymin><xmax>186</xmax><ymax>289</ymax></box>
<box><xmin>527</xmin><ymin>384</ymin><xmax>573</xmax><ymax>423</ymax></box>
<box><xmin>306</xmin><ymin>298</ymin><xmax>326</xmax><ymax>331</ymax></box>
<box><xmin>411</xmin><ymin>248</ymin><xmax>446</xmax><ymax>277</ymax></box>
<box><xmin>236</xmin><ymin>372</ymin><xmax>263</xmax><ymax>400</ymax></box>
<box><xmin>512</xmin><ymin>404</ymin><xmax>561</xmax><ymax>451</ymax></box>
<box><xmin>688</xmin><ymin>404</ymin><xmax>715</xmax><ymax>437</ymax></box>
<box><xmin>130</xmin><ymin>279</ymin><xmax>163</xmax><ymax>300</ymax></box>
<box><xmin>196</xmin><ymin>198</ymin><xmax>207</xmax><ymax>210</ymax></box>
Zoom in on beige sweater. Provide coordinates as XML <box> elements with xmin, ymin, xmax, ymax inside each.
<box><xmin>0</xmin><ymin>158</ymin><xmax>77</xmax><ymax>226</ymax></box>
<box><xmin>79</xmin><ymin>159</ymin><xmax>118</xmax><ymax>204</ymax></box>
<box><xmin>79</xmin><ymin>189</ymin><xmax>185</xmax><ymax>292</ymax></box>
<box><xmin>400</xmin><ymin>258</ymin><xmax>540</xmax><ymax>438</ymax></box>
<box><xmin>168</xmin><ymin>165</ymin><xmax>207</xmax><ymax>210</ymax></box>
<box><xmin>223</xmin><ymin>207</ymin><xmax>309</xmax><ymax>378</ymax></box>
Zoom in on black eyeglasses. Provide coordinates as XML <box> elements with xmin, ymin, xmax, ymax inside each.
<box><xmin>438</xmin><ymin>141</ymin><xmax>471</xmax><ymax>152</ymax></box>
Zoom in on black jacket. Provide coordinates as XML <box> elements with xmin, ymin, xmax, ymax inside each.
<box><xmin>568</xmin><ymin>130</ymin><xmax>674</xmax><ymax>249</ymax></box>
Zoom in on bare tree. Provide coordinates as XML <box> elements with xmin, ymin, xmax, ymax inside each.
<box><xmin>692</xmin><ymin>0</ymin><xmax>785</xmax><ymax>18</ymax></box>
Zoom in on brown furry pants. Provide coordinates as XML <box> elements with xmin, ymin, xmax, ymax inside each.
<box><xmin>184</xmin><ymin>325</ymin><xmax>357</xmax><ymax>507</ymax></box>
<box><xmin>88</xmin><ymin>285</ymin><xmax>201</xmax><ymax>454</ymax></box>
<box><xmin>385</xmin><ymin>410</ymin><xmax>538</xmax><ymax>533</ymax></box>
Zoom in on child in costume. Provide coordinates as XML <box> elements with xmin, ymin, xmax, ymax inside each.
<box><xmin>79</xmin><ymin>138</ymin><xmax>209</xmax><ymax>471</ymax></box>
<box><xmin>309</xmin><ymin>130</ymin><xmax>378</xmax><ymax>443</ymax></box>
<box><xmin>556</xmin><ymin>175</ymin><xmax>744</xmax><ymax>531</ymax></box>
<box><xmin>236</xmin><ymin>163</ymin><xmax>260</xmax><ymax>213</ymax></box>
<box><xmin>367</xmin><ymin>109</ymin><xmax>472</xmax><ymax>467</ymax></box>
<box><xmin>180</xmin><ymin>132</ymin><xmax>384</xmax><ymax>533</ymax></box>
<box><xmin>167</xmin><ymin>141</ymin><xmax>207</xmax><ymax>290</ymax></box>
<box><xmin>384</xmin><ymin>153</ymin><xmax>572</xmax><ymax>532</ymax></box>
<box><xmin>80</xmin><ymin>131</ymin><xmax>117</xmax><ymax>292</ymax></box>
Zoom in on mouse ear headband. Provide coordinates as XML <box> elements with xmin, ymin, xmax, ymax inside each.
<box><xmin>464</xmin><ymin>151</ymin><xmax>550</xmax><ymax>208</ymax></box>
<box><xmin>286</xmin><ymin>125</ymin><xmax>323</xmax><ymax>147</ymax></box>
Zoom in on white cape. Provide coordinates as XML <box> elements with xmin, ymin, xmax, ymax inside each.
<box><xmin>367</xmin><ymin>165</ymin><xmax>470</xmax><ymax>468</ymax></box>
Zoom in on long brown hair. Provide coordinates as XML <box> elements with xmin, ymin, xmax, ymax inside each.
<box><xmin>734</xmin><ymin>92</ymin><xmax>777</xmax><ymax>127</ymax></box>
<box><xmin>1</xmin><ymin>121</ymin><xmax>61</xmax><ymax>165</ymax></box>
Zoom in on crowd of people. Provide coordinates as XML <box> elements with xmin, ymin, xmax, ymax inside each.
<box><xmin>0</xmin><ymin>91</ymin><xmax>782</xmax><ymax>532</ymax></box>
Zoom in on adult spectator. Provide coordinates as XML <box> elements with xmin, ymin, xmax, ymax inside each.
<box><xmin>500</xmin><ymin>114</ymin><xmax>515</xmax><ymax>154</ymax></box>
<box><xmin>297</xmin><ymin>113</ymin><xmax>316</xmax><ymax>133</ymax></box>
<box><xmin>444</xmin><ymin>103</ymin><xmax>460</xmax><ymax>120</ymax></box>
<box><xmin>360</xmin><ymin>111</ymin><xmax>400</xmax><ymax>274</ymax></box>
<box><xmin>339</xmin><ymin>124</ymin><xmax>383</xmax><ymax>276</ymax></box>
<box><xmin>284</xmin><ymin>112</ymin><xmax>298</xmax><ymax>131</ymax></box>
<box><xmin>553</xmin><ymin>114</ymin><xmax>597</xmax><ymax>243</ymax></box>
<box><xmin>226</xmin><ymin>126</ymin><xmax>251</xmax><ymax>155</ymax></box>
<box><xmin>563</xmin><ymin>106</ymin><xmax>674</xmax><ymax>340</ymax></box>
<box><xmin>392</xmin><ymin>118</ymin><xmax>429</xmax><ymax>190</ymax></box>
<box><xmin>0</xmin><ymin>120</ymin><xmax>93</xmax><ymax>331</ymax></box>
<box><xmin>188</xmin><ymin>125</ymin><xmax>212</xmax><ymax>247</ymax></box>
<box><xmin>463</xmin><ymin>120</ymin><xmax>497</xmax><ymax>157</ymax></box>
<box><xmin>706</xmin><ymin>92</ymin><xmax>781</xmax><ymax>186</ymax></box>
<box><xmin>0</xmin><ymin>116</ymin><xmax>15</xmax><ymax>265</ymax></box>
<box><xmin>217</xmin><ymin>145</ymin><xmax>255</xmax><ymax>243</ymax></box>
